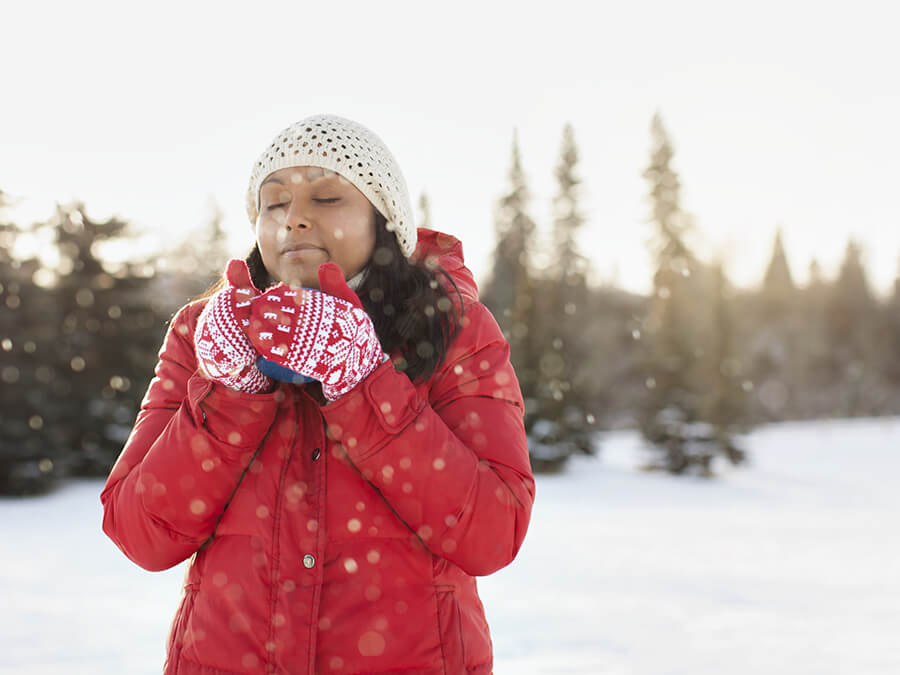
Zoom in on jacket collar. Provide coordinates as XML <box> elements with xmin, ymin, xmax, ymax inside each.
<box><xmin>412</xmin><ymin>228</ymin><xmax>479</xmax><ymax>303</ymax></box>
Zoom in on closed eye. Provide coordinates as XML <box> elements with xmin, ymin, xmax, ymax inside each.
<box><xmin>266</xmin><ymin>198</ymin><xmax>338</xmax><ymax>211</ymax></box>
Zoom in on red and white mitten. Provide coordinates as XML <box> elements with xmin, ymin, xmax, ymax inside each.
<box><xmin>246</xmin><ymin>263</ymin><xmax>386</xmax><ymax>401</ymax></box>
<box><xmin>194</xmin><ymin>259</ymin><xmax>273</xmax><ymax>394</ymax></box>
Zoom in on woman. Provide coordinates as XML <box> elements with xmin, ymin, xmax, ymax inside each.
<box><xmin>101</xmin><ymin>113</ymin><xmax>535</xmax><ymax>674</ymax></box>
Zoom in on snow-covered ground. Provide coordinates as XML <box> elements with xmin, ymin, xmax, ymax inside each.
<box><xmin>1</xmin><ymin>418</ymin><xmax>898</xmax><ymax>674</ymax></box>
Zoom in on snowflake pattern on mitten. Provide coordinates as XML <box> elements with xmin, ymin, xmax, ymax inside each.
<box><xmin>194</xmin><ymin>259</ymin><xmax>273</xmax><ymax>393</ymax></box>
<box><xmin>246</xmin><ymin>282</ymin><xmax>384</xmax><ymax>401</ymax></box>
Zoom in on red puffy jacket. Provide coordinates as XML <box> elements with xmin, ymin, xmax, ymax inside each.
<box><xmin>101</xmin><ymin>229</ymin><xmax>535</xmax><ymax>674</ymax></box>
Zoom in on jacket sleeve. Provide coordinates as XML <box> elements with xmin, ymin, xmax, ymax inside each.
<box><xmin>100</xmin><ymin>303</ymin><xmax>282</xmax><ymax>572</ymax></box>
<box><xmin>321</xmin><ymin>302</ymin><xmax>535</xmax><ymax>577</ymax></box>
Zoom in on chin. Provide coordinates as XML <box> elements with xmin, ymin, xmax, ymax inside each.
<box><xmin>276</xmin><ymin>267</ymin><xmax>317</xmax><ymax>290</ymax></box>
<box><xmin>283</xmin><ymin>277</ymin><xmax>318</xmax><ymax>290</ymax></box>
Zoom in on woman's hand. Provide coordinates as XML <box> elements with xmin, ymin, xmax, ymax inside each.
<box><xmin>193</xmin><ymin>259</ymin><xmax>274</xmax><ymax>393</ymax></box>
<box><xmin>246</xmin><ymin>263</ymin><xmax>385</xmax><ymax>401</ymax></box>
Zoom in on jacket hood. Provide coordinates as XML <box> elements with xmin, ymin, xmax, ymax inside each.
<box><xmin>412</xmin><ymin>228</ymin><xmax>479</xmax><ymax>303</ymax></box>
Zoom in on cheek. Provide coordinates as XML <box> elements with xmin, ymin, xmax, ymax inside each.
<box><xmin>326</xmin><ymin>210</ymin><xmax>374</xmax><ymax>258</ymax></box>
<box><xmin>346</xmin><ymin>219</ymin><xmax>376</xmax><ymax>263</ymax></box>
<box><xmin>256</xmin><ymin>216</ymin><xmax>291</xmax><ymax>254</ymax></box>
<box><xmin>255</xmin><ymin>220</ymin><xmax>279</xmax><ymax>270</ymax></box>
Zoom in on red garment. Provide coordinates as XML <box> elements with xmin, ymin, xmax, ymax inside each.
<box><xmin>101</xmin><ymin>229</ymin><xmax>535</xmax><ymax>674</ymax></box>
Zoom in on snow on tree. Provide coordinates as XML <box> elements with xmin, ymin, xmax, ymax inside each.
<box><xmin>637</xmin><ymin>112</ymin><xmax>748</xmax><ymax>476</ymax></box>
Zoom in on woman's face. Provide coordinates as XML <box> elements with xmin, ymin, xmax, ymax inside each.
<box><xmin>256</xmin><ymin>166</ymin><xmax>376</xmax><ymax>289</ymax></box>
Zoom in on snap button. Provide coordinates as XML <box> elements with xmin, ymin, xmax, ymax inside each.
<box><xmin>312</xmin><ymin>447</ymin><xmax>321</xmax><ymax>461</ymax></box>
<box><xmin>303</xmin><ymin>554</ymin><xmax>316</xmax><ymax>569</ymax></box>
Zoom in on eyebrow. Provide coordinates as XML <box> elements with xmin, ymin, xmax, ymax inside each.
<box><xmin>260</xmin><ymin>176</ymin><xmax>285</xmax><ymax>188</ymax></box>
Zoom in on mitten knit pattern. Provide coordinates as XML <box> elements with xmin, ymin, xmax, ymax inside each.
<box><xmin>248</xmin><ymin>285</ymin><xmax>384</xmax><ymax>401</ymax></box>
<box><xmin>194</xmin><ymin>261</ymin><xmax>273</xmax><ymax>394</ymax></box>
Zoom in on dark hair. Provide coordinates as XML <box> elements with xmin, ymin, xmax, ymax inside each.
<box><xmin>198</xmin><ymin>210</ymin><xmax>463</xmax><ymax>383</ymax></box>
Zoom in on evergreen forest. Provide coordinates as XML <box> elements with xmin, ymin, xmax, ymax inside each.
<box><xmin>3</xmin><ymin>114</ymin><xmax>899</xmax><ymax>494</ymax></box>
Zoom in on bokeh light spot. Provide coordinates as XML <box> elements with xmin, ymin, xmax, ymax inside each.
<box><xmin>357</xmin><ymin>631</ymin><xmax>385</xmax><ymax>656</ymax></box>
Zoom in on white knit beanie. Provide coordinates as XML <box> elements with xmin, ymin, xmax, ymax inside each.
<box><xmin>246</xmin><ymin>114</ymin><xmax>417</xmax><ymax>258</ymax></box>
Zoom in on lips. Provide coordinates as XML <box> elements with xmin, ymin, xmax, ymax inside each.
<box><xmin>281</xmin><ymin>242</ymin><xmax>325</xmax><ymax>255</ymax></box>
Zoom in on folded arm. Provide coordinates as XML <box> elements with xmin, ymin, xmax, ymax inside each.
<box><xmin>321</xmin><ymin>302</ymin><xmax>535</xmax><ymax>576</ymax></box>
<box><xmin>100</xmin><ymin>304</ymin><xmax>280</xmax><ymax>571</ymax></box>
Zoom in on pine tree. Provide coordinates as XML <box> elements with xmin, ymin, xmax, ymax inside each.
<box><xmin>761</xmin><ymin>227</ymin><xmax>795</xmax><ymax>313</ymax></box>
<box><xmin>864</xmin><ymin>257</ymin><xmax>900</xmax><ymax>414</ymax></box>
<box><xmin>0</xmin><ymin>199</ymin><xmax>65</xmax><ymax>493</ymax></box>
<box><xmin>828</xmin><ymin>240</ymin><xmax>873</xmax><ymax>346</ymax></box>
<box><xmin>804</xmin><ymin>257</ymin><xmax>828</xmax><ymax>341</ymax></box>
<box><xmin>643</xmin><ymin>113</ymin><xmax>693</xmax><ymax>268</ymax></box>
<box><xmin>47</xmin><ymin>205</ymin><xmax>127</xmax><ymax>474</ymax></box>
<box><xmin>705</xmin><ymin>261</ymin><xmax>748</xmax><ymax>464</ymax></box>
<box><xmin>35</xmin><ymin>203</ymin><xmax>167</xmax><ymax>479</ymax></box>
<box><xmin>884</xmin><ymin>258</ymin><xmax>900</xmax><ymax>395</ymax></box>
<box><xmin>638</xmin><ymin>112</ymin><xmax>746</xmax><ymax>475</ymax></box>
<box><xmin>0</xmin><ymin>191</ymin><xmax>14</xmax><ymax>265</ymax></box>
<box><xmin>549</xmin><ymin>124</ymin><xmax>588</xmax><ymax>286</ymax></box>
<box><xmin>480</xmin><ymin>130</ymin><xmax>544</xmax><ymax>466</ymax></box>
<box><xmin>418</xmin><ymin>192</ymin><xmax>432</xmax><ymax>231</ymax></box>
<box><xmin>825</xmin><ymin>239</ymin><xmax>879</xmax><ymax>415</ymax></box>
<box><xmin>792</xmin><ymin>256</ymin><xmax>833</xmax><ymax>416</ymax></box>
<box><xmin>528</xmin><ymin>123</ymin><xmax>596</xmax><ymax>466</ymax></box>
<box><xmin>481</xmin><ymin>130</ymin><xmax>538</xmax><ymax>373</ymax></box>
<box><xmin>0</xmin><ymin>252</ymin><xmax>59</xmax><ymax>494</ymax></box>
<box><xmin>808</xmin><ymin>258</ymin><xmax>823</xmax><ymax>287</ymax></box>
<box><xmin>160</xmin><ymin>197</ymin><xmax>231</xmax><ymax>305</ymax></box>
<box><xmin>747</xmin><ymin>226</ymin><xmax>803</xmax><ymax>419</ymax></box>
<box><xmin>0</xmin><ymin>189</ymin><xmax>12</xmax><ymax>217</ymax></box>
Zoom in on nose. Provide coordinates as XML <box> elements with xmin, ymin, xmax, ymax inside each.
<box><xmin>284</xmin><ymin>201</ymin><xmax>311</xmax><ymax>231</ymax></box>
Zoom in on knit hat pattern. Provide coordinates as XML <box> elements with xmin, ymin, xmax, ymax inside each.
<box><xmin>246</xmin><ymin>114</ymin><xmax>416</xmax><ymax>257</ymax></box>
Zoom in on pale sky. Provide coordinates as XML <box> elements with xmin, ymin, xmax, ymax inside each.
<box><xmin>2</xmin><ymin>0</ymin><xmax>898</xmax><ymax>296</ymax></box>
